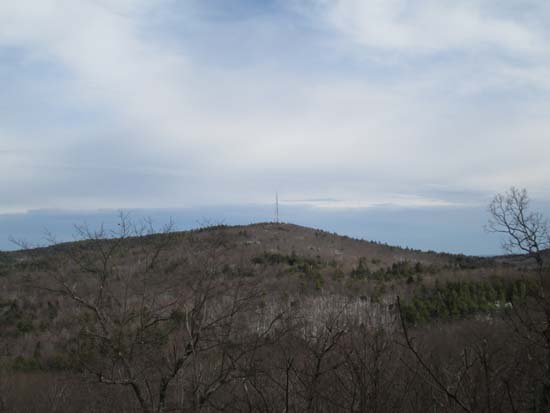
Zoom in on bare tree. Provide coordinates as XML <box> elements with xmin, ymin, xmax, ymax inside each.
<box><xmin>487</xmin><ymin>187</ymin><xmax>550</xmax><ymax>273</ymax></box>
<box><xmin>26</xmin><ymin>213</ymin><xmax>284</xmax><ymax>413</ymax></box>
<box><xmin>397</xmin><ymin>297</ymin><xmax>473</xmax><ymax>412</ymax></box>
<box><xmin>32</xmin><ymin>213</ymin><xmax>185</xmax><ymax>412</ymax></box>
<box><xmin>487</xmin><ymin>188</ymin><xmax>550</xmax><ymax>410</ymax></box>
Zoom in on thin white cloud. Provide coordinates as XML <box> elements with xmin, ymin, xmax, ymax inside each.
<box><xmin>295</xmin><ymin>0</ymin><xmax>547</xmax><ymax>56</ymax></box>
<box><xmin>0</xmin><ymin>1</ymin><xmax>194</xmax><ymax>149</ymax></box>
<box><xmin>0</xmin><ymin>1</ymin><xmax>549</xmax><ymax>212</ymax></box>
<box><xmin>295</xmin><ymin>0</ymin><xmax>550</xmax><ymax>98</ymax></box>
<box><xmin>283</xmin><ymin>195</ymin><xmax>462</xmax><ymax>209</ymax></box>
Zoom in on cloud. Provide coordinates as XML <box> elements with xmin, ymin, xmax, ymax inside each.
<box><xmin>294</xmin><ymin>1</ymin><xmax>550</xmax><ymax>99</ymax></box>
<box><xmin>0</xmin><ymin>0</ymin><xmax>549</xmax><ymax>213</ymax></box>
<box><xmin>0</xmin><ymin>1</ymin><xmax>193</xmax><ymax>147</ymax></box>
<box><xmin>282</xmin><ymin>195</ymin><xmax>460</xmax><ymax>210</ymax></box>
<box><xmin>294</xmin><ymin>0</ymin><xmax>548</xmax><ymax>55</ymax></box>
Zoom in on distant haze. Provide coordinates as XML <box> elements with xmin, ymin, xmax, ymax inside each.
<box><xmin>0</xmin><ymin>1</ymin><xmax>548</xmax><ymax>248</ymax></box>
<box><xmin>1</xmin><ymin>205</ymin><xmax>505</xmax><ymax>256</ymax></box>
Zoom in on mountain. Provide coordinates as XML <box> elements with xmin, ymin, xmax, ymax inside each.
<box><xmin>0</xmin><ymin>222</ymin><xmax>542</xmax><ymax>412</ymax></box>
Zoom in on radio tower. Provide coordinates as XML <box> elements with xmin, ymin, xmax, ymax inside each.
<box><xmin>275</xmin><ymin>192</ymin><xmax>279</xmax><ymax>223</ymax></box>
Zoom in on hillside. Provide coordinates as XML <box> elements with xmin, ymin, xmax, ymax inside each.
<box><xmin>0</xmin><ymin>221</ymin><xmax>526</xmax><ymax>315</ymax></box>
<box><xmin>0</xmin><ymin>222</ymin><xmax>544</xmax><ymax>412</ymax></box>
<box><xmin>1</xmin><ymin>221</ymin><xmax>499</xmax><ymax>274</ymax></box>
<box><xmin>4</xmin><ymin>222</ymin><xmax>437</xmax><ymax>262</ymax></box>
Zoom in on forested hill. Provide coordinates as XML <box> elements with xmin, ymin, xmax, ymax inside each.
<box><xmin>0</xmin><ymin>221</ymin><xmax>544</xmax><ymax>412</ymax></box>
<box><xmin>2</xmin><ymin>221</ymin><xmax>497</xmax><ymax>272</ymax></box>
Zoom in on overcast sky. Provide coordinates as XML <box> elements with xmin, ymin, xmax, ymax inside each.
<box><xmin>1</xmin><ymin>1</ymin><xmax>549</xmax><ymax>253</ymax></box>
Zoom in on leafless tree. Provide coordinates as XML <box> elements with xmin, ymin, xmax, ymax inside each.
<box><xmin>25</xmin><ymin>213</ymin><xmax>284</xmax><ymax>413</ymax></box>
<box><xmin>396</xmin><ymin>297</ymin><xmax>473</xmax><ymax>412</ymax></box>
<box><xmin>338</xmin><ymin>326</ymin><xmax>405</xmax><ymax>413</ymax></box>
<box><xmin>487</xmin><ymin>188</ymin><xmax>550</xmax><ymax>410</ymax></box>
<box><xmin>487</xmin><ymin>187</ymin><xmax>550</xmax><ymax>274</ymax></box>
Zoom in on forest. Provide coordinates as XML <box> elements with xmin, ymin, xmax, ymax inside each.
<box><xmin>0</xmin><ymin>188</ymin><xmax>549</xmax><ymax>412</ymax></box>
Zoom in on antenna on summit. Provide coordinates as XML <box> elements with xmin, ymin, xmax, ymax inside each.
<box><xmin>275</xmin><ymin>192</ymin><xmax>279</xmax><ymax>224</ymax></box>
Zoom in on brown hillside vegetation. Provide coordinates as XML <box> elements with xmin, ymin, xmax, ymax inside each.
<box><xmin>0</xmin><ymin>220</ymin><xmax>548</xmax><ymax>412</ymax></box>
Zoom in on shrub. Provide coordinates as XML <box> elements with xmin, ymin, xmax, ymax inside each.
<box><xmin>16</xmin><ymin>319</ymin><xmax>34</xmax><ymax>334</ymax></box>
<box><xmin>12</xmin><ymin>356</ymin><xmax>41</xmax><ymax>372</ymax></box>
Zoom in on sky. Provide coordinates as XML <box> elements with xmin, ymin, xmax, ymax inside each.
<box><xmin>1</xmin><ymin>0</ymin><xmax>549</xmax><ymax>254</ymax></box>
